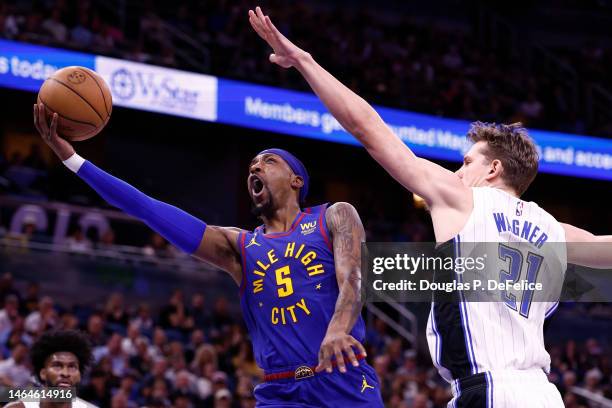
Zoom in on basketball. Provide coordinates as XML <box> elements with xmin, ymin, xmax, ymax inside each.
<box><xmin>37</xmin><ymin>66</ymin><xmax>112</xmax><ymax>141</ymax></box>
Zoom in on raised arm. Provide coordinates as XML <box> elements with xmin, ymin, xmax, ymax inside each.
<box><xmin>34</xmin><ymin>104</ymin><xmax>243</xmax><ymax>284</ymax></box>
<box><xmin>248</xmin><ymin>7</ymin><xmax>469</xmax><ymax>212</ymax></box>
<box><xmin>562</xmin><ymin>223</ymin><xmax>612</xmax><ymax>268</ymax></box>
<box><xmin>316</xmin><ymin>202</ymin><xmax>367</xmax><ymax>374</ymax></box>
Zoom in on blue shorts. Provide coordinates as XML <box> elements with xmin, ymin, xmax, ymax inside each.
<box><xmin>254</xmin><ymin>362</ymin><xmax>383</xmax><ymax>407</ymax></box>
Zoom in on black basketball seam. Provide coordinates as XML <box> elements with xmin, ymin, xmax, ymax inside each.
<box><xmin>38</xmin><ymin>95</ymin><xmax>98</xmax><ymax>128</ymax></box>
<box><xmin>80</xmin><ymin>68</ymin><xmax>111</xmax><ymax>116</ymax></box>
<box><xmin>49</xmin><ymin>77</ymin><xmax>105</xmax><ymax>122</ymax></box>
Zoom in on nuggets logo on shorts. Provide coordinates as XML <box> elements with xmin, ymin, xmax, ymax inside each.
<box><xmin>294</xmin><ymin>366</ymin><xmax>315</xmax><ymax>380</ymax></box>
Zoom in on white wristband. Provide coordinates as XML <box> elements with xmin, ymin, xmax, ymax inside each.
<box><xmin>62</xmin><ymin>153</ymin><xmax>86</xmax><ymax>173</ymax></box>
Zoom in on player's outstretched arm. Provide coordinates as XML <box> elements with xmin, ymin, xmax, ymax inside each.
<box><xmin>562</xmin><ymin>223</ymin><xmax>612</xmax><ymax>268</ymax></box>
<box><xmin>248</xmin><ymin>7</ymin><xmax>469</xmax><ymax>212</ymax></box>
<box><xmin>316</xmin><ymin>202</ymin><xmax>368</xmax><ymax>374</ymax></box>
<box><xmin>34</xmin><ymin>104</ymin><xmax>243</xmax><ymax>284</ymax></box>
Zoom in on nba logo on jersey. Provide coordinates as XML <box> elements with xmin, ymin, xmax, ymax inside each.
<box><xmin>516</xmin><ymin>201</ymin><xmax>524</xmax><ymax>216</ymax></box>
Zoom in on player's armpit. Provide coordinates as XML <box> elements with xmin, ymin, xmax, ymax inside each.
<box><xmin>562</xmin><ymin>223</ymin><xmax>612</xmax><ymax>268</ymax></box>
<box><xmin>193</xmin><ymin>226</ymin><xmax>244</xmax><ymax>285</ymax></box>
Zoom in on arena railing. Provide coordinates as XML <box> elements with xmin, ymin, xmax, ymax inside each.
<box><xmin>571</xmin><ymin>386</ymin><xmax>612</xmax><ymax>408</ymax></box>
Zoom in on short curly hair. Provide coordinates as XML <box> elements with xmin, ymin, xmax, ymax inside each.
<box><xmin>30</xmin><ymin>330</ymin><xmax>93</xmax><ymax>382</ymax></box>
<box><xmin>467</xmin><ymin>122</ymin><xmax>539</xmax><ymax>195</ymax></box>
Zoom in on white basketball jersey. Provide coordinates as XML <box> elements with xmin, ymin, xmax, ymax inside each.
<box><xmin>427</xmin><ymin>187</ymin><xmax>567</xmax><ymax>382</ymax></box>
<box><xmin>22</xmin><ymin>397</ymin><xmax>97</xmax><ymax>408</ymax></box>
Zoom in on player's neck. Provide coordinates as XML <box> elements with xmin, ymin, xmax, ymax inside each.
<box><xmin>485</xmin><ymin>181</ymin><xmax>518</xmax><ymax>197</ymax></box>
<box><xmin>261</xmin><ymin>203</ymin><xmax>301</xmax><ymax>234</ymax></box>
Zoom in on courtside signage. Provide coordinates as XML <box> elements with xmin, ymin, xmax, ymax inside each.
<box><xmin>94</xmin><ymin>56</ymin><xmax>218</xmax><ymax>122</ymax></box>
<box><xmin>0</xmin><ymin>39</ymin><xmax>95</xmax><ymax>92</ymax></box>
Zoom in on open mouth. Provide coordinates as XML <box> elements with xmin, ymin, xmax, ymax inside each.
<box><xmin>249</xmin><ymin>174</ymin><xmax>265</xmax><ymax>196</ymax></box>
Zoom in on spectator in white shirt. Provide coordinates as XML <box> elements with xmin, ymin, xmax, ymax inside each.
<box><xmin>0</xmin><ymin>342</ymin><xmax>31</xmax><ymax>387</ymax></box>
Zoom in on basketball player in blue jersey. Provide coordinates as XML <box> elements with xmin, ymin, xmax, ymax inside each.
<box><xmin>33</xmin><ymin>105</ymin><xmax>383</xmax><ymax>407</ymax></box>
<box><xmin>249</xmin><ymin>7</ymin><xmax>612</xmax><ymax>407</ymax></box>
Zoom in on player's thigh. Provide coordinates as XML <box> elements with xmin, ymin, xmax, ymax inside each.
<box><xmin>254</xmin><ymin>381</ymin><xmax>306</xmax><ymax>407</ymax></box>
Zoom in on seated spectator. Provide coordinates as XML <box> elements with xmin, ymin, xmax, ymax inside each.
<box><xmin>104</xmin><ymin>292</ymin><xmax>129</xmax><ymax>327</ymax></box>
<box><xmin>121</xmin><ymin>322</ymin><xmax>141</xmax><ymax>357</ymax></box>
<box><xmin>86</xmin><ymin>313</ymin><xmax>107</xmax><ymax>348</ymax></box>
<box><xmin>41</xmin><ymin>7</ymin><xmax>67</xmax><ymax>42</ymax></box>
<box><xmin>65</xmin><ymin>226</ymin><xmax>92</xmax><ymax>252</ymax></box>
<box><xmin>149</xmin><ymin>327</ymin><xmax>168</xmax><ymax>361</ymax></box>
<box><xmin>1</xmin><ymin>316</ymin><xmax>33</xmax><ymax>358</ymax></box>
<box><xmin>71</xmin><ymin>11</ymin><xmax>93</xmax><ymax>47</ymax></box>
<box><xmin>159</xmin><ymin>289</ymin><xmax>193</xmax><ymax>334</ymax></box>
<box><xmin>58</xmin><ymin>311</ymin><xmax>80</xmax><ymax>331</ymax></box>
<box><xmin>21</xmin><ymin>282</ymin><xmax>40</xmax><ymax>315</ymax></box>
<box><xmin>184</xmin><ymin>328</ymin><xmax>205</xmax><ymax>363</ymax></box>
<box><xmin>143</xmin><ymin>233</ymin><xmax>172</xmax><ymax>258</ymax></box>
<box><xmin>190</xmin><ymin>293</ymin><xmax>211</xmax><ymax>328</ymax></box>
<box><xmin>0</xmin><ymin>342</ymin><xmax>31</xmax><ymax>387</ymax></box>
<box><xmin>93</xmin><ymin>333</ymin><xmax>128</xmax><ymax>377</ymax></box>
<box><xmin>170</xmin><ymin>369</ymin><xmax>200</xmax><ymax>406</ymax></box>
<box><xmin>130</xmin><ymin>303</ymin><xmax>154</xmax><ymax>334</ymax></box>
<box><xmin>214</xmin><ymin>388</ymin><xmax>232</xmax><ymax>408</ymax></box>
<box><xmin>0</xmin><ymin>294</ymin><xmax>20</xmax><ymax>338</ymax></box>
<box><xmin>128</xmin><ymin>336</ymin><xmax>153</xmax><ymax>376</ymax></box>
<box><xmin>24</xmin><ymin>295</ymin><xmax>57</xmax><ymax>336</ymax></box>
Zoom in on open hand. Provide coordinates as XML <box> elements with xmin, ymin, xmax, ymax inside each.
<box><xmin>248</xmin><ymin>6</ymin><xmax>308</xmax><ymax>69</ymax></box>
<box><xmin>316</xmin><ymin>331</ymin><xmax>367</xmax><ymax>374</ymax></box>
<box><xmin>33</xmin><ymin>103</ymin><xmax>75</xmax><ymax>161</ymax></box>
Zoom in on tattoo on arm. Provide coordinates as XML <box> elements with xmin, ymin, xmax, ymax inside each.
<box><xmin>326</xmin><ymin>202</ymin><xmax>366</xmax><ymax>333</ymax></box>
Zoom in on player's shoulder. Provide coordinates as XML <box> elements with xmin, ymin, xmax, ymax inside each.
<box><xmin>325</xmin><ymin>201</ymin><xmax>358</xmax><ymax>216</ymax></box>
<box><xmin>4</xmin><ymin>402</ymin><xmax>27</xmax><ymax>408</ymax></box>
<box><xmin>74</xmin><ymin>397</ymin><xmax>99</xmax><ymax>408</ymax></box>
<box><xmin>324</xmin><ymin>202</ymin><xmax>360</xmax><ymax>227</ymax></box>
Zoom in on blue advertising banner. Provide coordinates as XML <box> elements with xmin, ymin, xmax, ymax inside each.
<box><xmin>217</xmin><ymin>79</ymin><xmax>612</xmax><ymax>181</ymax></box>
<box><xmin>0</xmin><ymin>39</ymin><xmax>95</xmax><ymax>92</ymax></box>
<box><xmin>0</xmin><ymin>40</ymin><xmax>610</xmax><ymax>181</ymax></box>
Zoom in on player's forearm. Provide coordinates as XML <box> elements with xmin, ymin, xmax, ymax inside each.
<box><xmin>294</xmin><ymin>53</ymin><xmax>396</xmax><ymax>150</ymax></box>
<box><xmin>327</xmin><ymin>274</ymin><xmax>363</xmax><ymax>334</ymax></box>
<box><xmin>569</xmin><ymin>236</ymin><xmax>612</xmax><ymax>268</ymax></box>
<box><xmin>563</xmin><ymin>223</ymin><xmax>612</xmax><ymax>268</ymax></box>
<box><xmin>62</xmin><ymin>153</ymin><xmax>206</xmax><ymax>254</ymax></box>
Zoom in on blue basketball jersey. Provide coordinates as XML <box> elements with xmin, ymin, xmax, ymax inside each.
<box><xmin>237</xmin><ymin>204</ymin><xmax>366</xmax><ymax>371</ymax></box>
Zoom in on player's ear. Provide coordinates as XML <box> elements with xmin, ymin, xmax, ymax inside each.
<box><xmin>291</xmin><ymin>175</ymin><xmax>304</xmax><ymax>189</ymax></box>
<box><xmin>39</xmin><ymin>368</ymin><xmax>47</xmax><ymax>382</ymax></box>
<box><xmin>486</xmin><ymin>159</ymin><xmax>503</xmax><ymax>181</ymax></box>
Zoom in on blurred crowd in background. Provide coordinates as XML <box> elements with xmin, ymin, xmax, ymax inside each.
<box><xmin>0</xmin><ymin>274</ymin><xmax>610</xmax><ymax>408</ymax></box>
<box><xmin>1</xmin><ymin>0</ymin><xmax>612</xmax><ymax>136</ymax></box>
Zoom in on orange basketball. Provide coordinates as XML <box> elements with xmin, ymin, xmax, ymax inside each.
<box><xmin>37</xmin><ymin>66</ymin><xmax>112</xmax><ymax>141</ymax></box>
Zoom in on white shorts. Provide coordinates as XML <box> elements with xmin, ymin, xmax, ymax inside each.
<box><xmin>447</xmin><ymin>369</ymin><xmax>564</xmax><ymax>408</ymax></box>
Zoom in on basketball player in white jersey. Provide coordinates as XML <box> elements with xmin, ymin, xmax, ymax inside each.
<box><xmin>5</xmin><ymin>330</ymin><xmax>97</xmax><ymax>408</ymax></box>
<box><xmin>249</xmin><ymin>7</ymin><xmax>612</xmax><ymax>406</ymax></box>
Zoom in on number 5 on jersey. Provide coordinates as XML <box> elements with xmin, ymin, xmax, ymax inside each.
<box><xmin>275</xmin><ymin>265</ymin><xmax>294</xmax><ymax>297</ymax></box>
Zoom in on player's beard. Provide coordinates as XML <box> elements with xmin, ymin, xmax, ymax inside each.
<box><xmin>250</xmin><ymin>185</ymin><xmax>275</xmax><ymax>218</ymax></box>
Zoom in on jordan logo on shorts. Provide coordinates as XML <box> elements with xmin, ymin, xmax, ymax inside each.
<box><xmin>361</xmin><ymin>375</ymin><xmax>375</xmax><ymax>393</ymax></box>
